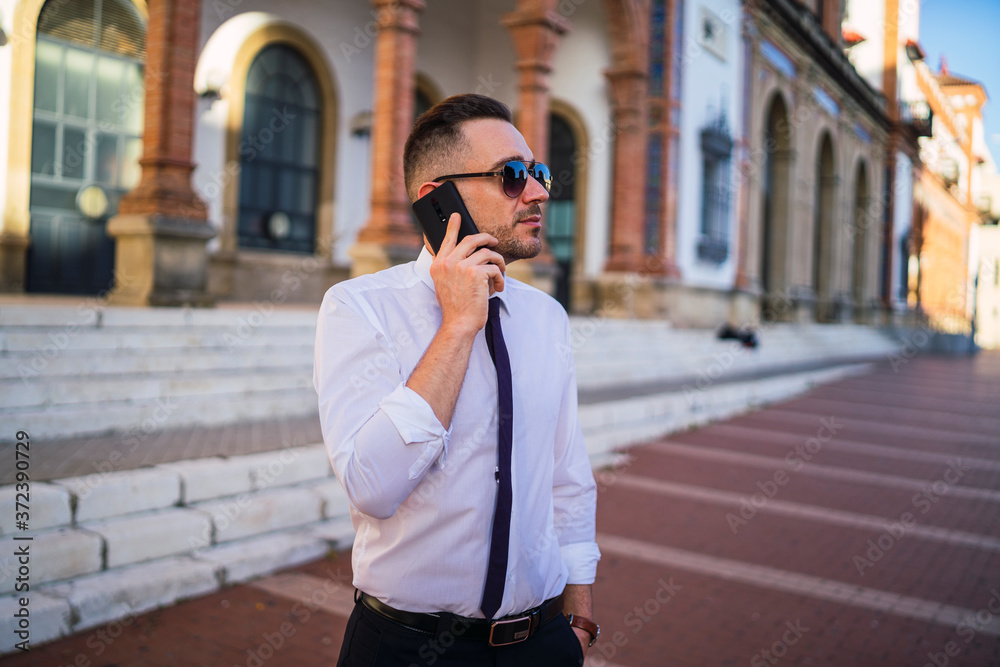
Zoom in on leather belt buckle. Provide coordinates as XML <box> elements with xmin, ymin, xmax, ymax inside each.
<box><xmin>488</xmin><ymin>615</ymin><xmax>532</xmax><ymax>646</ymax></box>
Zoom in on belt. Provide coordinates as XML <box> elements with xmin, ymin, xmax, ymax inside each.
<box><xmin>358</xmin><ymin>591</ymin><xmax>564</xmax><ymax>647</ymax></box>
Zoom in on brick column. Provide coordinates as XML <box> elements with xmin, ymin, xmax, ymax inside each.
<box><xmin>603</xmin><ymin>66</ymin><xmax>649</xmax><ymax>273</ymax></box>
<box><xmin>502</xmin><ymin>3</ymin><xmax>569</xmax><ymax>290</ymax></box>
<box><xmin>502</xmin><ymin>5</ymin><xmax>569</xmax><ymax>164</ymax></box>
<box><xmin>350</xmin><ymin>0</ymin><xmax>426</xmax><ymax>277</ymax></box>
<box><xmin>107</xmin><ymin>0</ymin><xmax>214</xmax><ymax>306</ymax></box>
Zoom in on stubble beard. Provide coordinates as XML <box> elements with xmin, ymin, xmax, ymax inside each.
<box><xmin>494</xmin><ymin>205</ymin><xmax>543</xmax><ymax>262</ymax></box>
<box><xmin>496</xmin><ymin>229</ymin><xmax>542</xmax><ymax>262</ymax></box>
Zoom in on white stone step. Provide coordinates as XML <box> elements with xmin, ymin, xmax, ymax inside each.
<box><xmin>0</xmin><ymin>326</ymin><xmax>315</xmax><ymax>354</ymax></box>
<box><xmin>580</xmin><ymin>363</ymin><xmax>872</xmax><ymax>466</ymax></box>
<box><xmin>572</xmin><ymin>324</ymin><xmax>898</xmax><ymax>388</ymax></box>
<box><xmin>0</xmin><ymin>366</ymin><xmax>313</xmax><ymax>409</ymax></box>
<box><xmin>0</xmin><ymin>345</ymin><xmax>314</xmax><ymax>380</ymax></box>
<box><xmin>81</xmin><ymin>508</ymin><xmax>214</xmax><ymax>569</ymax></box>
<box><xmin>303</xmin><ymin>515</ymin><xmax>357</xmax><ymax>548</ymax></box>
<box><xmin>0</xmin><ymin>528</ymin><xmax>103</xmax><ymax>595</ymax></box>
<box><xmin>0</xmin><ymin>591</ymin><xmax>72</xmax><ymax>649</ymax></box>
<box><xmin>53</xmin><ymin>468</ymin><xmax>182</xmax><ymax>523</ymax></box>
<box><xmin>0</xmin><ymin>304</ymin><xmax>322</xmax><ymax>442</ymax></box>
<box><xmin>0</xmin><ymin>303</ymin><xmax>320</xmax><ymax>328</ymax></box>
<box><xmin>0</xmin><ymin>483</ymin><xmax>72</xmax><ymax>533</ymax></box>
<box><xmin>193</xmin><ymin>532</ymin><xmax>330</xmax><ymax>586</ymax></box>
<box><xmin>0</xmin><ymin>431</ymin><xmax>354</xmax><ymax>652</ymax></box>
<box><xmin>191</xmin><ymin>486</ymin><xmax>325</xmax><ymax>544</ymax></box>
<box><xmin>5</xmin><ymin>387</ymin><xmax>319</xmax><ymax>441</ymax></box>
<box><xmin>0</xmin><ymin>518</ymin><xmax>359</xmax><ymax>653</ymax></box>
<box><xmin>39</xmin><ymin>556</ymin><xmax>220</xmax><ymax>633</ymax></box>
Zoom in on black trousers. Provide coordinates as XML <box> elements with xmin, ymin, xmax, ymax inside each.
<box><xmin>336</xmin><ymin>598</ymin><xmax>585</xmax><ymax>667</ymax></box>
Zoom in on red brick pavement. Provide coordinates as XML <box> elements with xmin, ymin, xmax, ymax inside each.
<box><xmin>3</xmin><ymin>352</ymin><xmax>999</xmax><ymax>666</ymax></box>
<box><xmin>617</xmin><ymin>448</ymin><xmax>999</xmax><ymax>535</ymax></box>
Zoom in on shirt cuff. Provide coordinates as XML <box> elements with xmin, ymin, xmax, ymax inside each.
<box><xmin>379</xmin><ymin>383</ymin><xmax>451</xmax><ymax>480</ymax></box>
<box><xmin>560</xmin><ymin>542</ymin><xmax>601</xmax><ymax>585</ymax></box>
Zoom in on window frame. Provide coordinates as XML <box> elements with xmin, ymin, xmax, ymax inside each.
<box><xmin>235</xmin><ymin>43</ymin><xmax>322</xmax><ymax>254</ymax></box>
<box><xmin>219</xmin><ymin>27</ymin><xmax>338</xmax><ymax>260</ymax></box>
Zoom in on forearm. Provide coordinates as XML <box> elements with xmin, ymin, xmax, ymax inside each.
<box><xmin>563</xmin><ymin>583</ymin><xmax>592</xmax><ymax>618</ymax></box>
<box><xmin>405</xmin><ymin>323</ymin><xmax>477</xmax><ymax>428</ymax></box>
<box><xmin>564</xmin><ymin>583</ymin><xmax>596</xmax><ymax>652</ymax></box>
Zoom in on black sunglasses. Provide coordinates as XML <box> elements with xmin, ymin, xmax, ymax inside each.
<box><xmin>434</xmin><ymin>160</ymin><xmax>552</xmax><ymax>198</ymax></box>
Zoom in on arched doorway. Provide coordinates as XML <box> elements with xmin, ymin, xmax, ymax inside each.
<box><xmin>851</xmin><ymin>161</ymin><xmax>870</xmax><ymax>316</ymax></box>
<box><xmin>546</xmin><ymin>112</ymin><xmax>579</xmax><ymax>311</ymax></box>
<box><xmin>26</xmin><ymin>0</ymin><xmax>146</xmax><ymax>294</ymax></box>
<box><xmin>760</xmin><ymin>95</ymin><xmax>792</xmax><ymax>299</ymax></box>
<box><xmin>237</xmin><ymin>44</ymin><xmax>321</xmax><ymax>253</ymax></box>
<box><xmin>813</xmin><ymin>133</ymin><xmax>835</xmax><ymax>320</ymax></box>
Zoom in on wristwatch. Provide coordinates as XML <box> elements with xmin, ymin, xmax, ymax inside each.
<box><xmin>566</xmin><ymin>613</ymin><xmax>600</xmax><ymax>647</ymax></box>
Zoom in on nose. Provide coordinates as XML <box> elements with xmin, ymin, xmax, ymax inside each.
<box><xmin>522</xmin><ymin>170</ymin><xmax>549</xmax><ymax>204</ymax></box>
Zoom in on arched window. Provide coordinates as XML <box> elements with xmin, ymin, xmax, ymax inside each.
<box><xmin>813</xmin><ymin>133</ymin><xmax>835</xmax><ymax>320</ymax></box>
<box><xmin>27</xmin><ymin>0</ymin><xmax>146</xmax><ymax>294</ymax></box>
<box><xmin>851</xmin><ymin>162</ymin><xmax>870</xmax><ymax>311</ymax></box>
<box><xmin>547</xmin><ymin>113</ymin><xmax>578</xmax><ymax>310</ymax></box>
<box><xmin>237</xmin><ymin>44</ymin><xmax>320</xmax><ymax>253</ymax></box>
<box><xmin>761</xmin><ymin>95</ymin><xmax>792</xmax><ymax>296</ymax></box>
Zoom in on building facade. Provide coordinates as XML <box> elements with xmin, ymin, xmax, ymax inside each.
<box><xmin>0</xmin><ymin>0</ymin><xmax>989</xmax><ymax>333</ymax></box>
<box><xmin>974</xmin><ymin>224</ymin><xmax>1000</xmax><ymax>349</ymax></box>
<box><xmin>910</xmin><ymin>61</ymin><xmax>991</xmax><ymax>334</ymax></box>
<box><xmin>740</xmin><ymin>0</ymin><xmax>889</xmax><ymax>324</ymax></box>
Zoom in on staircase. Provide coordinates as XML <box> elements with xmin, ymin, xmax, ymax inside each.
<box><xmin>1</xmin><ymin>303</ymin><xmax>902</xmax><ymax>444</ymax></box>
<box><xmin>0</xmin><ymin>304</ymin><xmax>318</xmax><ymax>442</ymax></box>
<box><xmin>0</xmin><ymin>301</ymin><xmax>905</xmax><ymax>652</ymax></box>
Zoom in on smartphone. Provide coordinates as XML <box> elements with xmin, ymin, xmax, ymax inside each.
<box><xmin>412</xmin><ymin>181</ymin><xmax>479</xmax><ymax>254</ymax></box>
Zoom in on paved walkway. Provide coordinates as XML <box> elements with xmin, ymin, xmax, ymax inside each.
<box><xmin>3</xmin><ymin>352</ymin><xmax>999</xmax><ymax>666</ymax></box>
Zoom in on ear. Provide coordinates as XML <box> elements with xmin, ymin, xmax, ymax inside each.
<box><xmin>416</xmin><ymin>181</ymin><xmax>441</xmax><ymax>200</ymax></box>
<box><xmin>415</xmin><ymin>181</ymin><xmax>440</xmax><ymax>256</ymax></box>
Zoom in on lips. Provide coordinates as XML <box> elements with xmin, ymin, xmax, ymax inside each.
<box><xmin>518</xmin><ymin>215</ymin><xmax>542</xmax><ymax>228</ymax></box>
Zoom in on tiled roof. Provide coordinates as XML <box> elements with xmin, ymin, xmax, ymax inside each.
<box><xmin>937</xmin><ymin>71</ymin><xmax>981</xmax><ymax>87</ymax></box>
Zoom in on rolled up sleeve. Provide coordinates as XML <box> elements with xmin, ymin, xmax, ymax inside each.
<box><xmin>560</xmin><ymin>542</ymin><xmax>602</xmax><ymax>585</ymax></box>
<box><xmin>314</xmin><ymin>289</ymin><xmax>447</xmax><ymax>520</ymax></box>
<box><xmin>379</xmin><ymin>384</ymin><xmax>451</xmax><ymax>480</ymax></box>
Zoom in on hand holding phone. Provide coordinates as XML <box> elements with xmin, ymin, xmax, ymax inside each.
<box><xmin>415</xmin><ymin>182</ymin><xmax>506</xmax><ymax>331</ymax></box>
<box><xmin>412</xmin><ymin>181</ymin><xmax>480</xmax><ymax>254</ymax></box>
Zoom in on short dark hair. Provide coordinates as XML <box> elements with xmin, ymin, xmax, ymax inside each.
<box><xmin>403</xmin><ymin>94</ymin><xmax>513</xmax><ymax>202</ymax></box>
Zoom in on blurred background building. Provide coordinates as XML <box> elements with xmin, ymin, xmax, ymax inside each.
<box><xmin>0</xmin><ymin>0</ymin><xmax>996</xmax><ymax>343</ymax></box>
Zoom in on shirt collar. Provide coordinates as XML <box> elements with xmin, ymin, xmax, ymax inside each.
<box><xmin>415</xmin><ymin>246</ymin><xmax>511</xmax><ymax>314</ymax></box>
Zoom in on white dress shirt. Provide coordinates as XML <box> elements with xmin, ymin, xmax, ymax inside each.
<box><xmin>313</xmin><ymin>247</ymin><xmax>600</xmax><ymax>618</ymax></box>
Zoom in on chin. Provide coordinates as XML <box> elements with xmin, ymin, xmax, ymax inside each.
<box><xmin>500</xmin><ymin>239</ymin><xmax>542</xmax><ymax>262</ymax></box>
<box><xmin>516</xmin><ymin>241</ymin><xmax>543</xmax><ymax>261</ymax></box>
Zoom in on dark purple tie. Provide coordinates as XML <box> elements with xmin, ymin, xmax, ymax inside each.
<box><xmin>481</xmin><ymin>297</ymin><xmax>513</xmax><ymax>620</ymax></box>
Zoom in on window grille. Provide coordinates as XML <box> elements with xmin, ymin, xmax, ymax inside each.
<box><xmin>697</xmin><ymin>111</ymin><xmax>733</xmax><ymax>264</ymax></box>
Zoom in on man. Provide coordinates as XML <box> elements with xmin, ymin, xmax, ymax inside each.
<box><xmin>314</xmin><ymin>94</ymin><xmax>600</xmax><ymax>666</ymax></box>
